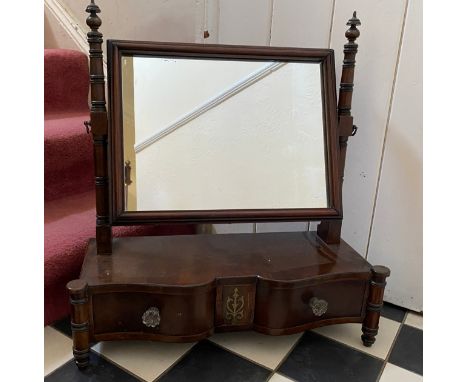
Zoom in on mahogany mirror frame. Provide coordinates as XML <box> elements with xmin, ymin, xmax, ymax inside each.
<box><xmin>107</xmin><ymin>40</ymin><xmax>342</xmax><ymax>225</ymax></box>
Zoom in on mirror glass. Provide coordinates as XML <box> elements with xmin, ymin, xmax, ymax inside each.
<box><xmin>121</xmin><ymin>55</ymin><xmax>328</xmax><ymax>211</ymax></box>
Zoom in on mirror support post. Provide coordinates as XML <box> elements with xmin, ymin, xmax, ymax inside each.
<box><xmin>318</xmin><ymin>11</ymin><xmax>361</xmax><ymax>244</ymax></box>
<box><xmin>86</xmin><ymin>1</ymin><xmax>112</xmax><ymax>255</ymax></box>
<box><xmin>317</xmin><ymin>220</ymin><xmax>342</xmax><ymax>244</ymax></box>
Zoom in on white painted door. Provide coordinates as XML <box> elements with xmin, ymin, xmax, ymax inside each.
<box><xmin>366</xmin><ymin>0</ymin><xmax>423</xmax><ymax>311</ymax></box>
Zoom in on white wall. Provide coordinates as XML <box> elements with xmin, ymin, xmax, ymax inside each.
<box><xmin>45</xmin><ymin>0</ymin><xmax>423</xmax><ymax>311</ymax></box>
<box><xmin>130</xmin><ymin>60</ymin><xmax>327</xmax><ymax>210</ymax></box>
<box><xmin>131</xmin><ymin>57</ymin><xmax>266</xmax><ymax>143</ymax></box>
<box><xmin>366</xmin><ymin>0</ymin><xmax>422</xmax><ymax>310</ymax></box>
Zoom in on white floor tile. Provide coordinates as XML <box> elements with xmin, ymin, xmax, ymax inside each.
<box><xmin>312</xmin><ymin>317</ymin><xmax>400</xmax><ymax>359</ymax></box>
<box><xmin>209</xmin><ymin>331</ymin><xmax>302</xmax><ymax>369</ymax></box>
<box><xmin>405</xmin><ymin>312</ymin><xmax>423</xmax><ymax>330</ymax></box>
<box><xmin>44</xmin><ymin>326</ymin><xmax>73</xmax><ymax>376</ymax></box>
<box><xmin>92</xmin><ymin>340</ymin><xmax>194</xmax><ymax>382</ymax></box>
<box><xmin>380</xmin><ymin>363</ymin><xmax>423</xmax><ymax>381</ymax></box>
<box><xmin>269</xmin><ymin>373</ymin><xmax>296</xmax><ymax>382</ymax></box>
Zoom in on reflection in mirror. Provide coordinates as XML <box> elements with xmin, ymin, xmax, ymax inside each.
<box><xmin>121</xmin><ymin>55</ymin><xmax>328</xmax><ymax>211</ymax></box>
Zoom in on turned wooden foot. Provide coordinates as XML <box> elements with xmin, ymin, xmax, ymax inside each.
<box><xmin>361</xmin><ymin>326</ymin><xmax>379</xmax><ymax>347</ymax></box>
<box><xmin>73</xmin><ymin>348</ymin><xmax>90</xmax><ymax>369</ymax></box>
<box><xmin>67</xmin><ymin>280</ymin><xmax>90</xmax><ymax>368</ymax></box>
<box><xmin>361</xmin><ymin>266</ymin><xmax>390</xmax><ymax>347</ymax></box>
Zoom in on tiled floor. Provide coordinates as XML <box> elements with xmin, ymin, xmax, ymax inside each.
<box><xmin>44</xmin><ymin>303</ymin><xmax>422</xmax><ymax>382</ymax></box>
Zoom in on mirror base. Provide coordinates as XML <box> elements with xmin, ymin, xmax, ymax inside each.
<box><xmin>69</xmin><ymin>231</ymin><xmax>389</xmax><ymax>368</ymax></box>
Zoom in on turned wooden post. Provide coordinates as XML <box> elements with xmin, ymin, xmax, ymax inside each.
<box><xmin>337</xmin><ymin>11</ymin><xmax>360</xmax><ymax>179</ymax></box>
<box><xmin>362</xmin><ymin>266</ymin><xmax>391</xmax><ymax>346</ymax></box>
<box><xmin>86</xmin><ymin>0</ymin><xmax>112</xmax><ymax>255</ymax></box>
<box><xmin>317</xmin><ymin>220</ymin><xmax>342</xmax><ymax>243</ymax></box>
<box><xmin>318</xmin><ymin>11</ymin><xmax>361</xmax><ymax>244</ymax></box>
<box><xmin>67</xmin><ymin>280</ymin><xmax>90</xmax><ymax>368</ymax></box>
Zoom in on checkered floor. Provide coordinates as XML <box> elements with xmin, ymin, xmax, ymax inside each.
<box><xmin>44</xmin><ymin>303</ymin><xmax>422</xmax><ymax>382</ymax></box>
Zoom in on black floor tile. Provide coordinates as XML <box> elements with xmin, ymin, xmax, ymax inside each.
<box><xmin>278</xmin><ymin>332</ymin><xmax>383</xmax><ymax>382</ymax></box>
<box><xmin>381</xmin><ymin>302</ymin><xmax>407</xmax><ymax>322</ymax></box>
<box><xmin>45</xmin><ymin>351</ymin><xmax>140</xmax><ymax>381</ymax></box>
<box><xmin>388</xmin><ymin>324</ymin><xmax>423</xmax><ymax>375</ymax></box>
<box><xmin>51</xmin><ymin>316</ymin><xmax>72</xmax><ymax>338</ymax></box>
<box><xmin>157</xmin><ymin>340</ymin><xmax>271</xmax><ymax>382</ymax></box>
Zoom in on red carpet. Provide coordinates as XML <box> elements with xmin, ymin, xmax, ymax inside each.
<box><xmin>44</xmin><ymin>49</ymin><xmax>89</xmax><ymax>115</ymax></box>
<box><xmin>45</xmin><ymin>113</ymin><xmax>94</xmax><ymax>201</ymax></box>
<box><xmin>44</xmin><ymin>49</ymin><xmax>196</xmax><ymax>325</ymax></box>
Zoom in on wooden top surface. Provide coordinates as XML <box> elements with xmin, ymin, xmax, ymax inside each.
<box><xmin>81</xmin><ymin>231</ymin><xmax>371</xmax><ymax>287</ymax></box>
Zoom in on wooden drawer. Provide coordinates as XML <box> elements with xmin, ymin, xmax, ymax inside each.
<box><xmin>90</xmin><ymin>288</ymin><xmax>214</xmax><ymax>341</ymax></box>
<box><xmin>254</xmin><ymin>278</ymin><xmax>368</xmax><ymax>334</ymax></box>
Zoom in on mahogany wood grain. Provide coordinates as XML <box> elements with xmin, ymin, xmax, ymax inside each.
<box><xmin>91</xmin><ymin>290</ymin><xmax>214</xmax><ymax>339</ymax></box>
<box><xmin>80</xmin><ymin>232</ymin><xmax>371</xmax><ymax>286</ymax></box>
<box><xmin>255</xmin><ymin>278</ymin><xmax>368</xmax><ymax>331</ymax></box>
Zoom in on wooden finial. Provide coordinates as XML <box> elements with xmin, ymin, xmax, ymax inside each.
<box><xmin>86</xmin><ymin>1</ymin><xmax>102</xmax><ymax>33</ymax></box>
<box><xmin>86</xmin><ymin>0</ymin><xmax>100</xmax><ymax>16</ymax></box>
<box><xmin>345</xmin><ymin>11</ymin><xmax>361</xmax><ymax>43</ymax></box>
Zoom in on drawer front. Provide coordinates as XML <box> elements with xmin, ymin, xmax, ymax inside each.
<box><xmin>255</xmin><ymin>279</ymin><xmax>368</xmax><ymax>331</ymax></box>
<box><xmin>92</xmin><ymin>291</ymin><xmax>214</xmax><ymax>338</ymax></box>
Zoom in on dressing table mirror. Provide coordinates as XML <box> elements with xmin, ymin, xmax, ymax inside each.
<box><xmin>67</xmin><ymin>1</ymin><xmax>390</xmax><ymax>369</ymax></box>
<box><xmin>111</xmin><ymin>42</ymin><xmax>341</xmax><ymax>224</ymax></box>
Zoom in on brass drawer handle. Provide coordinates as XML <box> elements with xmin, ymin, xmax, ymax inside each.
<box><xmin>309</xmin><ymin>297</ymin><xmax>328</xmax><ymax>316</ymax></box>
<box><xmin>142</xmin><ymin>307</ymin><xmax>160</xmax><ymax>327</ymax></box>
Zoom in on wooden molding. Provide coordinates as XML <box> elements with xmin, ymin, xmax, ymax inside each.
<box><xmin>45</xmin><ymin>0</ymin><xmax>89</xmax><ymax>54</ymax></box>
<box><xmin>44</xmin><ymin>0</ymin><xmax>107</xmax><ymax>69</ymax></box>
<box><xmin>134</xmin><ymin>62</ymin><xmax>287</xmax><ymax>153</ymax></box>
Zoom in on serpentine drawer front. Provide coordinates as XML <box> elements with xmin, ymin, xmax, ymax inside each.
<box><xmin>90</xmin><ymin>289</ymin><xmax>215</xmax><ymax>341</ymax></box>
<box><xmin>254</xmin><ymin>278</ymin><xmax>369</xmax><ymax>334</ymax></box>
<box><xmin>88</xmin><ymin>278</ymin><xmax>368</xmax><ymax>340</ymax></box>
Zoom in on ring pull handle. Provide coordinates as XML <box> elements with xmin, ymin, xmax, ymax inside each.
<box><xmin>309</xmin><ymin>297</ymin><xmax>328</xmax><ymax>316</ymax></box>
<box><xmin>142</xmin><ymin>307</ymin><xmax>160</xmax><ymax>328</ymax></box>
